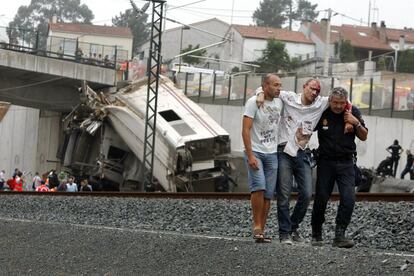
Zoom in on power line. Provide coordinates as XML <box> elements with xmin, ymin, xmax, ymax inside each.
<box><xmin>168</xmin><ymin>5</ymin><xmax>254</xmax><ymax>13</ymax></box>
<box><xmin>0</xmin><ymin>77</ymin><xmax>64</xmax><ymax>92</ymax></box>
<box><xmin>176</xmin><ymin>7</ymin><xmax>254</xmax><ymax>19</ymax></box>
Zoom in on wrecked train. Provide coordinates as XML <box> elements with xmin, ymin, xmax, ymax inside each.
<box><xmin>59</xmin><ymin>76</ymin><xmax>232</xmax><ymax>192</ymax></box>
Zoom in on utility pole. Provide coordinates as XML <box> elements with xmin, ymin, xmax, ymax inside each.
<box><xmin>130</xmin><ymin>0</ymin><xmax>165</xmax><ymax>191</ymax></box>
<box><xmin>394</xmin><ymin>35</ymin><xmax>405</xmax><ymax>72</ymax></box>
<box><xmin>368</xmin><ymin>0</ymin><xmax>371</xmax><ymax>26</ymax></box>
<box><xmin>323</xmin><ymin>8</ymin><xmax>332</xmax><ymax>76</ymax></box>
<box><xmin>289</xmin><ymin>0</ymin><xmax>293</xmax><ymax>31</ymax></box>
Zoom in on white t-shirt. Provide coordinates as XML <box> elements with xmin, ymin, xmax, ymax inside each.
<box><xmin>66</xmin><ymin>183</ymin><xmax>78</xmax><ymax>192</ymax></box>
<box><xmin>243</xmin><ymin>95</ymin><xmax>283</xmax><ymax>154</ymax></box>
<box><xmin>32</xmin><ymin>175</ymin><xmax>42</xmax><ymax>188</ymax></box>
<box><xmin>256</xmin><ymin>88</ymin><xmax>329</xmax><ymax>156</ymax></box>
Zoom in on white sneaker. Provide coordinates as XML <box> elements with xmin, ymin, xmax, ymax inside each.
<box><xmin>279</xmin><ymin>233</ymin><xmax>293</xmax><ymax>245</ymax></box>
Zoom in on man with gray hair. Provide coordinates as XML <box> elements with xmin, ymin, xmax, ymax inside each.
<box><xmin>311</xmin><ymin>87</ymin><xmax>368</xmax><ymax>248</ymax></box>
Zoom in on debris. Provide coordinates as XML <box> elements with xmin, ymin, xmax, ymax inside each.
<box><xmin>400</xmin><ymin>263</ymin><xmax>408</xmax><ymax>271</ymax></box>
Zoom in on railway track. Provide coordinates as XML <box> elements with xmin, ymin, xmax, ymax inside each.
<box><xmin>1</xmin><ymin>191</ymin><xmax>414</xmax><ymax>201</ymax></box>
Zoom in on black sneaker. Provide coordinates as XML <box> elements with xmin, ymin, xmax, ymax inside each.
<box><xmin>279</xmin><ymin>233</ymin><xmax>293</xmax><ymax>245</ymax></box>
<box><xmin>311</xmin><ymin>236</ymin><xmax>324</xmax><ymax>246</ymax></box>
<box><xmin>291</xmin><ymin>229</ymin><xmax>304</xmax><ymax>243</ymax></box>
<box><xmin>332</xmin><ymin>237</ymin><xmax>355</xmax><ymax>248</ymax></box>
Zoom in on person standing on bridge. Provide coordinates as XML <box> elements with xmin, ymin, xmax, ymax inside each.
<box><xmin>311</xmin><ymin>87</ymin><xmax>368</xmax><ymax>248</ymax></box>
<box><xmin>242</xmin><ymin>74</ymin><xmax>283</xmax><ymax>243</ymax></box>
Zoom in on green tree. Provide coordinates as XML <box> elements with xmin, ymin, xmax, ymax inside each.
<box><xmin>253</xmin><ymin>0</ymin><xmax>318</xmax><ymax>29</ymax></box>
<box><xmin>8</xmin><ymin>0</ymin><xmax>93</xmax><ymax>49</ymax></box>
<box><xmin>181</xmin><ymin>44</ymin><xmax>207</xmax><ymax>65</ymax></box>
<box><xmin>112</xmin><ymin>9</ymin><xmax>149</xmax><ymax>55</ymax></box>
<box><xmin>256</xmin><ymin>39</ymin><xmax>291</xmax><ymax>73</ymax></box>
<box><xmin>253</xmin><ymin>0</ymin><xmax>289</xmax><ymax>28</ymax></box>
<box><xmin>335</xmin><ymin>39</ymin><xmax>356</xmax><ymax>62</ymax></box>
<box><xmin>292</xmin><ymin>0</ymin><xmax>319</xmax><ymax>26</ymax></box>
<box><xmin>397</xmin><ymin>49</ymin><xmax>414</xmax><ymax>73</ymax></box>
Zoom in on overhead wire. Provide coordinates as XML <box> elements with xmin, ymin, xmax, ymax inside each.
<box><xmin>0</xmin><ymin>77</ymin><xmax>64</xmax><ymax>92</ymax></box>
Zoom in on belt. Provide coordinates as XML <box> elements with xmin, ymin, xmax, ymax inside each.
<box><xmin>277</xmin><ymin>143</ymin><xmax>287</xmax><ymax>149</ymax></box>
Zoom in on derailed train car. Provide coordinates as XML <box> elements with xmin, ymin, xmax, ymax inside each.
<box><xmin>59</xmin><ymin>76</ymin><xmax>232</xmax><ymax>192</ymax></box>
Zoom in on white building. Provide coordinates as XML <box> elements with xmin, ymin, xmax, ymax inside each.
<box><xmin>139</xmin><ymin>18</ymin><xmax>229</xmax><ymax>68</ymax></box>
<box><xmin>220</xmin><ymin>24</ymin><xmax>315</xmax><ymax>72</ymax></box>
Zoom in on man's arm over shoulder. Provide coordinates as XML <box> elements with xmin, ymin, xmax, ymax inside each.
<box><xmin>255</xmin><ymin>87</ymin><xmax>290</xmax><ymax>103</ymax></box>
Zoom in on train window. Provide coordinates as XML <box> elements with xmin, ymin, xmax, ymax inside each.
<box><xmin>108</xmin><ymin>146</ymin><xmax>127</xmax><ymax>161</ymax></box>
<box><xmin>159</xmin><ymin>110</ymin><xmax>181</xmax><ymax>122</ymax></box>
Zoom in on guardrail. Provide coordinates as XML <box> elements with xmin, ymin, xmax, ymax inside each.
<box><xmin>0</xmin><ymin>25</ymin><xmax>129</xmax><ymax>75</ymax></box>
<box><xmin>173</xmin><ymin>72</ymin><xmax>414</xmax><ymax>120</ymax></box>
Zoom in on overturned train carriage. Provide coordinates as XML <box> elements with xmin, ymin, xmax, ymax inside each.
<box><xmin>60</xmin><ymin>76</ymin><xmax>231</xmax><ymax>192</ymax></box>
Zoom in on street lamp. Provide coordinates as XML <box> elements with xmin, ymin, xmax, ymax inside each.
<box><xmin>393</xmin><ymin>35</ymin><xmax>405</xmax><ymax>72</ymax></box>
<box><xmin>179</xmin><ymin>25</ymin><xmax>190</xmax><ymax>72</ymax></box>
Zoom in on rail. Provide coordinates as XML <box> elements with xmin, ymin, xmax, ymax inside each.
<box><xmin>1</xmin><ymin>191</ymin><xmax>413</xmax><ymax>202</ymax></box>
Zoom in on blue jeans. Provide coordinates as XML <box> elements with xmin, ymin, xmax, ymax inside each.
<box><xmin>311</xmin><ymin>158</ymin><xmax>355</xmax><ymax>228</ymax></box>
<box><xmin>244</xmin><ymin>151</ymin><xmax>278</xmax><ymax>200</ymax></box>
<box><xmin>276</xmin><ymin>149</ymin><xmax>312</xmax><ymax>234</ymax></box>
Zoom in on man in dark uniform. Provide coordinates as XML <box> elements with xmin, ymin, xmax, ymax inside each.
<box><xmin>400</xmin><ymin>150</ymin><xmax>414</xmax><ymax>180</ymax></box>
<box><xmin>386</xmin><ymin>140</ymin><xmax>403</xmax><ymax>177</ymax></box>
<box><xmin>311</xmin><ymin>87</ymin><xmax>368</xmax><ymax>248</ymax></box>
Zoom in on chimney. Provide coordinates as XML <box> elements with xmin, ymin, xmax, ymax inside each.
<box><xmin>378</xmin><ymin>21</ymin><xmax>387</xmax><ymax>43</ymax></box>
<box><xmin>320</xmin><ymin>19</ymin><xmax>328</xmax><ymax>40</ymax></box>
<box><xmin>370</xmin><ymin>22</ymin><xmax>379</xmax><ymax>38</ymax></box>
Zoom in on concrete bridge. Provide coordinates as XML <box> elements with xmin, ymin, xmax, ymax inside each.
<box><xmin>0</xmin><ymin>48</ymin><xmax>117</xmax><ymax>111</ymax></box>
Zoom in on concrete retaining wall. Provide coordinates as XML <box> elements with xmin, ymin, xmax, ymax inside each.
<box><xmin>0</xmin><ymin>105</ymin><xmax>39</xmax><ymax>180</ymax></box>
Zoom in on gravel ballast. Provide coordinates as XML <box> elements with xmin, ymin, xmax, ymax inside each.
<box><xmin>0</xmin><ymin>194</ymin><xmax>413</xmax><ymax>253</ymax></box>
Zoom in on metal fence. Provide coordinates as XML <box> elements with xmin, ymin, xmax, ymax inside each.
<box><xmin>0</xmin><ymin>26</ymin><xmax>129</xmax><ymax>71</ymax></box>
<box><xmin>175</xmin><ymin>72</ymin><xmax>414</xmax><ymax>120</ymax></box>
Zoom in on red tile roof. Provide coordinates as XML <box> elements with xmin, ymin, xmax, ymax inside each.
<box><xmin>49</xmin><ymin>23</ymin><xmax>133</xmax><ymax>38</ymax></box>
<box><xmin>385</xmin><ymin>28</ymin><xmax>414</xmax><ymax>43</ymax></box>
<box><xmin>232</xmin><ymin>25</ymin><xmax>314</xmax><ymax>45</ymax></box>
<box><xmin>306</xmin><ymin>22</ymin><xmax>392</xmax><ymax>51</ymax></box>
<box><xmin>340</xmin><ymin>25</ymin><xmax>392</xmax><ymax>51</ymax></box>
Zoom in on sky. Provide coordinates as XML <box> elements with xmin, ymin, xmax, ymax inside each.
<box><xmin>1</xmin><ymin>0</ymin><xmax>414</xmax><ymax>31</ymax></box>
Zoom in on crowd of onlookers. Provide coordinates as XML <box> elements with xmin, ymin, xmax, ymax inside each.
<box><xmin>0</xmin><ymin>168</ymin><xmax>93</xmax><ymax>192</ymax></box>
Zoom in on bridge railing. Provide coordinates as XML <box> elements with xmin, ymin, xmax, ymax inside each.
<box><xmin>174</xmin><ymin>72</ymin><xmax>414</xmax><ymax>120</ymax></box>
<box><xmin>0</xmin><ymin>26</ymin><xmax>129</xmax><ymax>73</ymax></box>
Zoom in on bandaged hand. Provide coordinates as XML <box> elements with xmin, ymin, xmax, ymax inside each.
<box><xmin>295</xmin><ymin>128</ymin><xmax>311</xmax><ymax>149</ymax></box>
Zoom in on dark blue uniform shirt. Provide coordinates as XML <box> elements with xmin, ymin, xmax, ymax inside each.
<box><xmin>315</xmin><ymin>106</ymin><xmax>366</xmax><ymax>159</ymax></box>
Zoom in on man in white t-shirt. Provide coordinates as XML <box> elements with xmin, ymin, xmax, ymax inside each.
<box><xmin>66</xmin><ymin>177</ymin><xmax>78</xmax><ymax>192</ymax></box>
<box><xmin>242</xmin><ymin>74</ymin><xmax>283</xmax><ymax>243</ymax></box>
<box><xmin>32</xmin><ymin>172</ymin><xmax>42</xmax><ymax>190</ymax></box>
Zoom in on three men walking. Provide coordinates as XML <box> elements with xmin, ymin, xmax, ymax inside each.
<box><xmin>243</xmin><ymin>78</ymin><xmax>368</xmax><ymax>248</ymax></box>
